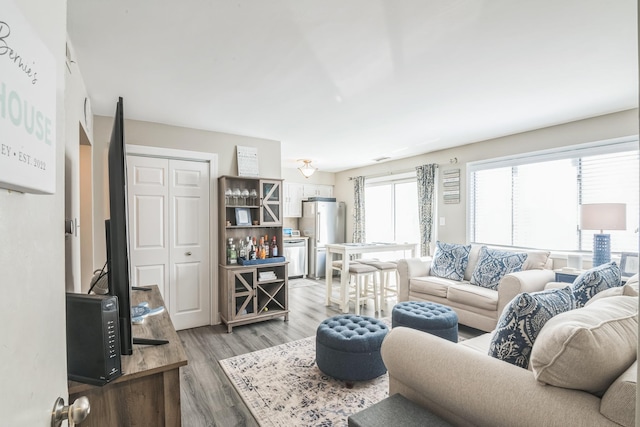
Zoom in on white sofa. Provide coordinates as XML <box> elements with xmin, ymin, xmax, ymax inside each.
<box><xmin>396</xmin><ymin>245</ymin><xmax>555</xmax><ymax>332</ymax></box>
<box><xmin>381</xmin><ymin>275</ymin><xmax>639</xmax><ymax>427</ymax></box>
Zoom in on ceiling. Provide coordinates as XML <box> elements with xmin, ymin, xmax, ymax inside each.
<box><xmin>66</xmin><ymin>0</ymin><xmax>638</xmax><ymax>173</ymax></box>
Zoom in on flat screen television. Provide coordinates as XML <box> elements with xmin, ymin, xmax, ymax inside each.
<box><xmin>106</xmin><ymin>97</ymin><xmax>167</xmax><ymax>355</ymax></box>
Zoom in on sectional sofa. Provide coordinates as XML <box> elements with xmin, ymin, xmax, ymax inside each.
<box><xmin>382</xmin><ymin>274</ymin><xmax>638</xmax><ymax>426</ymax></box>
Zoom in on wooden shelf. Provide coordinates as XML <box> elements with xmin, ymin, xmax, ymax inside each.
<box><xmin>218</xmin><ymin>176</ymin><xmax>288</xmax><ymax>333</ymax></box>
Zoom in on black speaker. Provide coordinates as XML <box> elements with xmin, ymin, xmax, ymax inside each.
<box><xmin>66</xmin><ymin>293</ymin><xmax>122</xmax><ymax>386</ymax></box>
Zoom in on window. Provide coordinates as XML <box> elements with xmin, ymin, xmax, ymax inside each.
<box><xmin>365</xmin><ymin>174</ymin><xmax>419</xmax><ymax>246</ymax></box>
<box><xmin>469</xmin><ymin>138</ymin><xmax>639</xmax><ymax>253</ymax></box>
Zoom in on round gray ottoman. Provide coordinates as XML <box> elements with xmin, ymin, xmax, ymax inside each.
<box><xmin>392</xmin><ymin>301</ymin><xmax>458</xmax><ymax>342</ymax></box>
<box><xmin>316</xmin><ymin>315</ymin><xmax>389</xmax><ymax>383</ymax></box>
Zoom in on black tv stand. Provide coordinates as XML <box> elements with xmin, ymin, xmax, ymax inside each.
<box><xmin>133</xmin><ymin>337</ymin><xmax>169</xmax><ymax>346</ymax></box>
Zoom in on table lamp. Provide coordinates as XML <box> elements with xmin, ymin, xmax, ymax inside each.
<box><xmin>580</xmin><ymin>203</ymin><xmax>627</xmax><ymax>266</ymax></box>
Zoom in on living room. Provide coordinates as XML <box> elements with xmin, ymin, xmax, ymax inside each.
<box><xmin>2</xmin><ymin>1</ymin><xmax>638</xmax><ymax>425</ymax></box>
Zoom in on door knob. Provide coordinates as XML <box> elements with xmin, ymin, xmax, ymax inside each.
<box><xmin>185</xmin><ymin>251</ymin><xmax>192</xmax><ymax>256</ymax></box>
<box><xmin>51</xmin><ymin>396</ymin><xmax>90</xmax><ymax>427</ymax></box>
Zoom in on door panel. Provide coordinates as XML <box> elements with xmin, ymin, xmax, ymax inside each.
<box><xmin>169</xmin><ymin>160</ymin><xmax>210</xmax><ymax>330</ymax></box>
<box><xmin>127</xmin><ymin>156</ymin><xmax>170</xmax><ymax>299</ymax></box>
<box><xmin>175</xmin><ymin>262</ymin><xmax>201</xmax><ymax>311</ymax></box>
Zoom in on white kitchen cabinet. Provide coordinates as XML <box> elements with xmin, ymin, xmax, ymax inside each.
<box><xmin>283</xmin><ymin>182</ymin><xmax>304</xmax><ymax>217</ymax></box>
<box><xmin>302</xmin><ymin>184</ymin><xmax>333</xmax><ymax>199</ymax></box>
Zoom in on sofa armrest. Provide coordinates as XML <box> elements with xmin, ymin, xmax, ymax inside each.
<box><xmin>381</xmin><ymin>327</ymin><xmax>609</xmax><ymax>427</ymax></box>
<box><xmin>396</xmin><ymin>258</ymin><xmax>432</xmax><ymax>301</ymax></box>
<box><xmin>496</xmin><ymin>269</ymin><xmax>555</xmax><ymax>316</ymax></box>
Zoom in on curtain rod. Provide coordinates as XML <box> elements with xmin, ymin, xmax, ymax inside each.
<box><xmin>348</xmin><ymin>165</ymin><xmax>438</xmax><ymax>181</ymax></box>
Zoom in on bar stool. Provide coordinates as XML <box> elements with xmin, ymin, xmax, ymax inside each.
<box><xmin>346</xmin><ymin>263</ymin><xmax>379</xmax><ymax>315</ymax></box>
<box><xmin>358</xmin><ymin>259</ymin><xmax>398</xmax><ymax>307</ymax></box>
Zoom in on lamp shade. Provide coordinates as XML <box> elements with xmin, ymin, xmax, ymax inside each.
<box><xmin>298</xmin><ymin>160</ymin><xmax>317</xmax><ymax>178</ymax></box>
<box><xmin>580</xmin><ymin>203</ymin><xmax>626</xmax><ymax>232</ymax></box>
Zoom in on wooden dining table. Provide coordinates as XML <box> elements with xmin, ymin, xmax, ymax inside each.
<box><xmin>324</xmin><ymin>242</ymin><xmax>418</xmax><ymax>313</ymax></box>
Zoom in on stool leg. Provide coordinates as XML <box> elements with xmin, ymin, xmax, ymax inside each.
<box><xmin>354</xmin><ymin>275</ymin><xmax>361</xmax><ymax>315</ymax></box>
<box><xmin>373</xmin><ymin>273</ymin><xmax>379</xmax><ymax>314</ymax></box>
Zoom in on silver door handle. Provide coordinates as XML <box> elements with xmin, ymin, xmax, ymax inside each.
<box><xmin>51</xmin><ymin>396</ymin><xmax>90</xmax><ymax>427</ymax></box>
<box><xmin>186</xmin><ymin>251</ymin><xmax>192</xmax><ymax>256</ymax></box>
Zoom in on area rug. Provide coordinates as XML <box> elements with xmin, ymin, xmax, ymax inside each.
<box><xmin>219</xmin><ymin>336</ymin><xmax>388</xmax><ymax>427</ymax></box>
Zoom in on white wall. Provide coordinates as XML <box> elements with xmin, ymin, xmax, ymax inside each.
<box><xmin>64</xmin><ymin>37</ymin><xmax>94</xmax><ymax>292</ymax></box>
<box><xmin>335</xmin><ymin>109</ymin><xmax>639</xmax><ymax>246</ymax></box>
<box><xmin>0</xmin><ymin>0</ymin><xmax>68</xmax><ymax>422</ymax></box>
<box><xmin>91</xmin><ymin>116</ymin><xmax>282</xmax><ymax>268</ymax></box>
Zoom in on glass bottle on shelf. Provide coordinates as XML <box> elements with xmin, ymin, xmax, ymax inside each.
<box><xmin>251</xmin><ymin>237</ymin><xmax>257</xmax><ymax>260</ymax></box>
<box><xmin>249</xmin><ymin>188</ymin><xmax>258</xmax><ymax>206</ymax></box>
<box><xmin>225</xmin><ymin>188</ymin><xmax>233</xmax><ymax>205</ymax></box>
<box><xmin>270</xmin><ymin>236</ymin><xmax>278</xmax><ymax>257</ymax></box>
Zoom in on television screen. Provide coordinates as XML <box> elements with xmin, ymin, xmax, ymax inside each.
<box><xmin>105</xmin><ymin>97</ymin><xmax>167</xmax><ymax>354</ymax></box>
<box><xmin>106</xmin><ymin>96</ymin><xmax>133</xmax><ymax>355</ymax></box>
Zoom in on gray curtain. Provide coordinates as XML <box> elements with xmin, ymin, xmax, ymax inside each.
<box><xmin>416</xmin><ymin>164</ymin><xmax>437</xmax><ymax>256</ymax></box>
<box><xmin>352</xmin><ymin>176</ymin><xmax>366</xmax><ymax>243</ymax></box>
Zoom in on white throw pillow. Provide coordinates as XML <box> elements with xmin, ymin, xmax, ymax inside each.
<box><xmin>530</xmin><ymin>296</ymin><xmax>638</xmax><ymax>395</ymax></box>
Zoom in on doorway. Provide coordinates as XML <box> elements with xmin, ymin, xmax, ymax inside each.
<box><xmin>126</xmin><ymin>145</ymin><xmax>218</xmax><ymax>330</ymax></box>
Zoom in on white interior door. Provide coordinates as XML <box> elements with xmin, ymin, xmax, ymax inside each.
<box><xmin>169</xmin><ymin>159</ymin><xmax>210</xmax><ymax>330</ymax></box>
<box><xmin>127</xmin><ymin>155</ymin><xmax>210</xmax><ymax>330</ymax></box>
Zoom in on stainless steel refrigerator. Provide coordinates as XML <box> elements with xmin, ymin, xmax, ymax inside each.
<box><xmin>300</xmin><ymin>198</ymin><xmax>346</xmax><ymax>279</ymax></box>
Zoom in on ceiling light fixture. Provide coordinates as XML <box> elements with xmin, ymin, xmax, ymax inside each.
<box><xmin>298</xmin><ymin>159</ymin><xmax>317</xmax><ymax>178</ymax></box>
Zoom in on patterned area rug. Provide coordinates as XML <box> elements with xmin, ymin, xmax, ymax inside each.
<box><xmin>219</xmin><ymin>336</ymin><xmax>388</xmax><ymax>427</ymax></box>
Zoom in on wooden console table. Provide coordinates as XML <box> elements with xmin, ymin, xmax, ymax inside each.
<box><xmin>68</xmin><ymin>285</ymin><xmax>188</xmax><ymax>426</ymax></box>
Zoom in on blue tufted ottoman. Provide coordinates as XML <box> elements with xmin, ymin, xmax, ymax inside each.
<box><xmin>316</xmin><ymin>315</ymin><xmax>389</xmax><ymax>383</ymax></box>
<box><xmin>392</xmin><ymin>301</ymin><xmax>458</xmax><ymax>342</ymax></box>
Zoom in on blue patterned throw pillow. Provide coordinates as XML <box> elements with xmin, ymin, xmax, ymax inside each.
<box><xmin>572</xmin><ymin>262</ymin><xmax>622</xmax><ymax>308</ymax></box>
<box><xmin>470</xmin><ymin>247</ymin><xmax>528</xmax><ymax>290</ymax></box>
<box><xmin>430</xmin><ymin>241</ymin><xmax>472</xmax><ymax>281</ymax></box>
<box><xmin>489</xmin><ymin>287</ymin><xmax>576</xmax><ymax>369</ymax></box>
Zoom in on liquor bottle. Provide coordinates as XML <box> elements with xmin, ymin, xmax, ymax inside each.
<box><xmin>227</xmin><ymin>238</ymin><xmax>234</xmax><ymax>264</ymax></box>
<box><xmin>258</xmin><ymin>237</ymin><xmax>265</xmax><ymax>259</ymax></box>
<box><xmin>270</xmin><ymin>236</ymin><xmax>278</xmax><ymax>257</ymax></box>
<box><xmin>263</xmin><ymin>234</ymin><xmax>270</xmax><ymax>258</ymax></box>
<box><xmin>250</xmin><ymin>237</ymin><xmax>257</xmax><ymax>260</ymax></box>
<box><xmin>238</xmin><ymin>238</ymin><xmax>246</xmax><ymax>260</ymax></box>
<box><xmin>229</xmin><ymin>243</ymin><xmax>238</xmax><ymax>265</ymax></box>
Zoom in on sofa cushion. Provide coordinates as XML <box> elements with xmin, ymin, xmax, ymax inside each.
<box><xmin>408</xmin><ymin>276</ymin><xmax>453</xmax><ymax>298</ymax></box>
<box><xmin>430</xmin><ymin>241</ymin><xmax>471</xmax><ymax>281</ymax></box>
<box><xmin>530</xmin><ymin>295</ymin><xmax>638</xmax><ymax>395</ymax></box>
<box><xmin>488</xmin><ymin>286</ymin><xmax>575</xmax><ymax>369</ymax></box>
<box><xmin>600</xmin><ymin>361</ymin><xmax>637</xmax><ymax>426</ymax></box>
<box><xmin>447</xmin><ymin>284</ymin><xmax>498</xmax><ymax>311</ymax></box>
<box><xmin>571</xmin><ymin>261</ymin><xmax>621</xmax><ymax>307</ymax></box>
<box><xmin>470</xmin><ymin>247</ymin><xmax>528</xmax><ymax>290</ymax></box>
<box><xmin>522</xmin><ymin>250</ymin><xmax>551</xmax><ymax>270</ymax></box>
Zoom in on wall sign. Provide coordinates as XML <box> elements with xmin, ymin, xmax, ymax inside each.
<box><xmin>442</xmin><ymin>168</ymin><xmax>460</xmax><ymax>204</ymax></box>
<box><xmin>236</xmin><ymin>145</ymin><xmax>259</xmax><ymax>177</ymax></box>
<box><xmin>0</xmin><ymin>0</ymin><xmax>56</xmax><ymax>194</ymax></box>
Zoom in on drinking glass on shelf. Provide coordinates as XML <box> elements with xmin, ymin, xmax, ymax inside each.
<box><xmin>225</xmin><ymin>188</ymin><xmax>233</xmax><ymax>205</ymax></box>
<box><xmin>232</xmin><ymin>188</ymin><xmax>241</xmax><ymax>205</ymax></box>
<box><xmin>249</xmin><ymin>189</ymin><xmax>258</xmax><ymax>206</ymax></box>
<box><xmin>241</xmin><ymin>188</ymin><xmax>250</xmax><ymax>206</ymax></box>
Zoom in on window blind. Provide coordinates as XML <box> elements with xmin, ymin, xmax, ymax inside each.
<box><xmin>469</xmin><ymin>139</ymin><xmax>639</xmax><ymax>253</ymax></box>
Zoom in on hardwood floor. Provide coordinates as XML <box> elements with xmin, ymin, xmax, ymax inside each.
<box><xmin>177</xmin><ymin>278</ymin><xmax>482</xmax><ymax>426</ymax></box>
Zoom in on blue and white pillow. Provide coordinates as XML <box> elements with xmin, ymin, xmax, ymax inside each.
<box><xmin>489</xmin><ymin>287</ymin><xmax>576</xmax><ymax>369</ymax></box>
<box><xmin>572</xmin><ymin>262</ymin><xmax>622</xmax><ymax>308</ymax></box>
<box><xmin>430</xmin><ymin>241</ymin><xmax>472</xmax><ymax>281</ymax></box>
<box><xmin>470</xmin><ymin>247</ymin><xmax>528</xmax><ymax>290</ymax></box>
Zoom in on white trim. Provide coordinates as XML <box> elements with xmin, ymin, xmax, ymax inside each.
<box><xmin>468</xmin><ymin>135</ymin><xmax>638</xmax><ymax>172</ymax></box>
<box><xmin>127</xmin><ymin>144</ymin><xmax>216</xmax><ymax>162</ymax></box>
<box><xmin>126</xmin><ymin>144</ymin><xmax>220</xmax><ymax>325</ymax></box>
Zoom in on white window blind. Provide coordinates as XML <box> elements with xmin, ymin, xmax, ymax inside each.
<box><xmin>469</xmin><ymin>139</ymin><xmax>639</xmax><ymax>253</ymax></box>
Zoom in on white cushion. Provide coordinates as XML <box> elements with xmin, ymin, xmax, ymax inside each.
<box><xmin>530</xmin><ymin>295</ymin><xmax>638</xmax><ymax>395</ymax></box>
